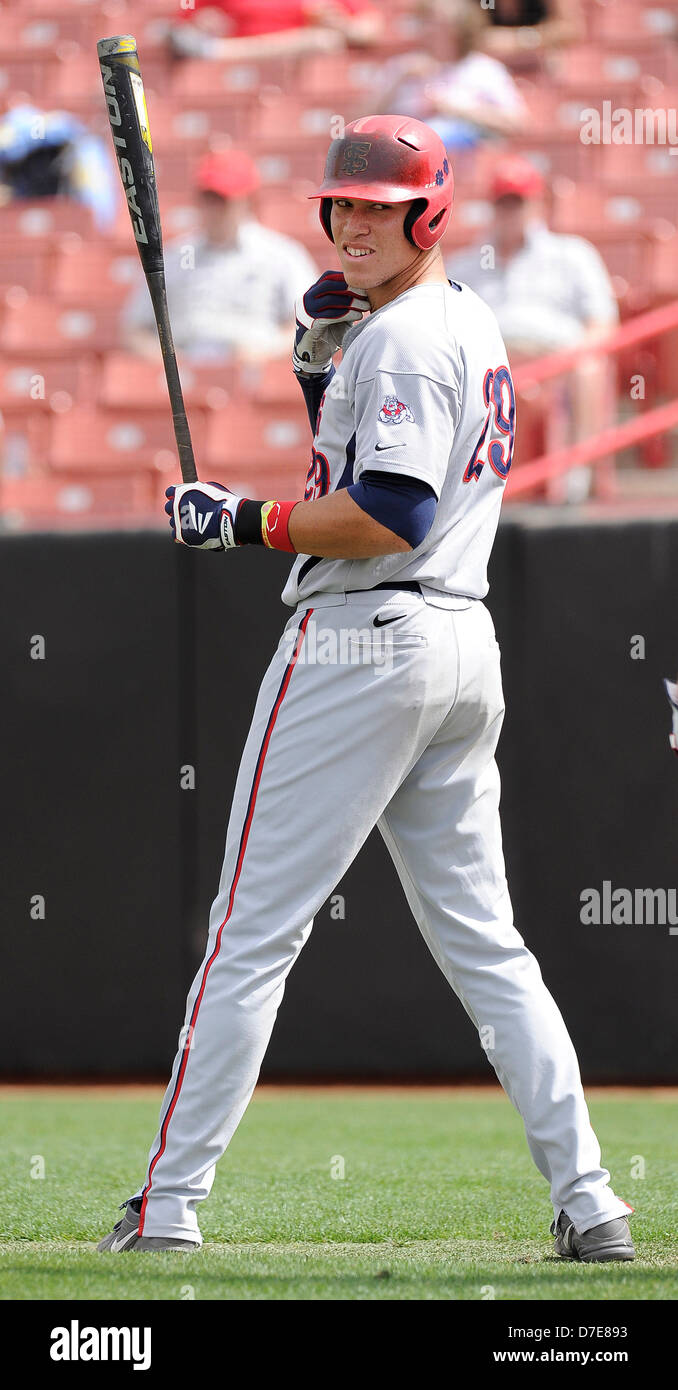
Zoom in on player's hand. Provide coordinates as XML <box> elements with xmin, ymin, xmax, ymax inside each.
<box><xmin>165</xmin><ymin>481</ymin><xmax>242</xmax><ymax>550</ymax></box>
<box><xmin>293</xmin><ymin>271</ymin><xmax>369</xmax><ymax>375</ymax></box>
<box><xmin>664</xmin><ymin>678</ymin><xmax>678</xmax><ymax>755</ymax></box>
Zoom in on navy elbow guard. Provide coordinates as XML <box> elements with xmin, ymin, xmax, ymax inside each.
<box><xmin>347</xmin><ymin>471</ymin><xmax>437</xmax><ymax>549</ymax></box>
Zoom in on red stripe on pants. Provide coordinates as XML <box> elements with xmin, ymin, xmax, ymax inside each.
<box><xmin>138</xmin><ymin>608</ymin><xmax>314</xmax><ymax>1234</ymax></box>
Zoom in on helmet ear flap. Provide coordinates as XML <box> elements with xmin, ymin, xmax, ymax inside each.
<box><xmin>403</xmin><ymin>197</ymin><xmax>427</xmax><ymax>247</ymax></box>
<box><xmin>320</xmin><ymin>197</ymin><xmax>333</xmax><ymax>241</ymax></box>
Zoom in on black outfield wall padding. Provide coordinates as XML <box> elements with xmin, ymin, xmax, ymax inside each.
<box><xmin>1</xmin><ymin>514</ymin><xmax>676</xmax><ymax>1079</ymax></box>
<box><xmin>0</xmin><ymin>533</ymin><xmax>186</xmax><ymax>1073</ymax></box>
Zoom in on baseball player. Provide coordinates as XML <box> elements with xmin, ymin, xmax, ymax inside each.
<box><xmin>99</xmin><ymin>116</ymin><xmax>634</xmax><ymax>1263</ymax></box>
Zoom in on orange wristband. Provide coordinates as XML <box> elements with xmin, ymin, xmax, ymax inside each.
<box><xmin>261</xmin><ymin>500</ymin><xmax>298</xmax><ymax>552</ymax></box>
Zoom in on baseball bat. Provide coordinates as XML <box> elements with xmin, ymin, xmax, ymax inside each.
<box><xmin>97</xmin><ymin>35</ymin><xmax>198</xmax><ymax>483</ymax></box>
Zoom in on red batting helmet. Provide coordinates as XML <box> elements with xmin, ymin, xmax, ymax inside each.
<box><xmin>311</xmin><ymin>115</ymin><xmax>454</xmax><ymax>251</ymax></box>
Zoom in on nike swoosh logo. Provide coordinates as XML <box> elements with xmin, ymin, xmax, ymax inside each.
<box><xmin>374</xmin><ymin>443</ymin><xmax>400</xmax><ymax>451</ymax></box>
<box><xmin>110</xmin><ymin>1230</ymin><xmax>139</xmax><ymax>1251</ymax></box>
<box><xmin>374</xmin><ymin>612</ymin><xmax>406</xmax><ymax>627</ymax></box>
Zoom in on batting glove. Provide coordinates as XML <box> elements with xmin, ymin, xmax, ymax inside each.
<box><xmin>664</xmin><ymin>678</ymin><xmax>678</xmax><ymax>755</ymax></box>
<box><xmin>293</xmin><ymin>270</ymin><xmax>369</xmax><ymax>375</ymax></box>
<box><xmin>165</xmin><ymin>482</ymin><xmax>242</xmax><ymax>550</ymax></box>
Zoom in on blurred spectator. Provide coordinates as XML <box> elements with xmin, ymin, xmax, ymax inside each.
<box><xmin>378</xmin><ymin>2</ymin><xmax>527</xmax><ymax>152</ymax></box>
<box><xmin>166</xmin><ymin>0</ymin><xmax>383</xmax><ymax>61</ymax></box>
<box><xmin>474</xmin><ymin>0</ymin><xmax>584</xmax><ymax>63</ymax></box>
<box><xmin>0</xmin><ymin>104</ymin><xmax>117</xmax><ymax>231</ymax></box>
<box><xmin>447</xmin><ymin>158</ymin><xmax>618</xmax><ymax>354</ymax></box>
<box><xmin>123</xmin><ymin>149</ymin><xmax>318</xmax><ymax>363</ymax></box>
<box><xmin>447</xmin><ymin>157</ymin><xmax>618</xmax><ymax>489</ymax></box>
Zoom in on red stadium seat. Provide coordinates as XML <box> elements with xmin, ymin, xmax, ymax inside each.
<box><xmin>600</xmin><ymin>140</ymin><xmax>678</xmax><ymax>184</ymax></box>
<box><xmin>250</xmin><ymin>97</ymin><xmax>329</xmax><ymax>145</ymax></box>
<box><xmin>650</xmin><ymin>230</ymin><xmax>678</xmax><ymax>319</ymax></box>
<box><xmin>0</xmin><ymin>58</ymin><xmax>45</xmax><ymax>100</ymax></box>
<box><xmin>143</xmin><ymin>99</ymin><xmax>241</xmax><ymax>157</ymax></box>
<box><xmin>134</xmin><ymin>12</ymin><xmax>187</xmax><ymax>56</ymax></box>
<box><xmin>587</xmin><ymin>228</ymin><xmax>653</xmax><ymax>292</ymax></box>
<box><xmin>602</xmin><ymin>184</ymin><xmax>678</xmax><ymax>227</ymax></box>
<box><xmin>99</xmin><ymin>355</ymin><xmax>187</xmax><ymax>411</ymax></box>
<box><xmin>204</xmin><ymin>403</ymin><xmax>309</xmax><ymax>496</ymax></box>
<box><xmin>592</xmin><ymin>3</ymin><xmax>678</xmax><ymax>69</ymax></box>
<box><xmin>47</xmin><ymin>407</ymin><xmax>206</xmax><ymax>476</ymax></box>
<box><xmin>15</xmin><ymin>0</ymin><xmax>128</xmax><ymax>10</ymax></box>
<box><xmin>170</xmin><ymin>58</ymin><xmax>296</xmax><ymax>104</ymax></box>
<box><xmin>0</xmin><ymin>11</ymin><xmax>101</xmax><ymax>57</ymax></box>
<box><xmin>501</xmin><ymin>133</ymin><xmax>588</xmax><ymax>184</ymax></box>
<box><xmin>44</xmin><ymin>51</ymin><xmax>102</xmax><ymax>110</ymax></box>
<box><xmin>0</xmin><ymin>473</ymin><xmax>156</xmax><ymax>528</ymax></box>
<box><xmin>0</xmin><ymin>410</ymin><xmax>50</xmax><ymax>478</ymax></box>
<box><xmin>100</xmin><ymin>354</ymin><xmax>235</xmax><ymax>412</ymax></box>
<box><xmin>297</xmin><ymin>54</ymin><xmax>379</xmax><ymax>100</ymax></box>
<box><xmin>239</xmin><ymin>358</ymin><xmax>306</xmax><ymax>407</ymax></box>
<box><xmin>253</xmin><ymin>143</ymin><xmax>325</xmax><ymax>186</ymax></box>
<box><xmin>551</xmin><ymin>44</ymin><xmax>651</xmax><ymax>91</ymax></box>
<box><xmin>254</xmin><ymin>185</ymin><xmax>328</xmax><ymax>256</ymax></box>
<box><xmin>0</xmin><ymin>357</ymin><xmax>98</xmax><ymax>412</ymax></box>
<box><xmin>0</xmin><ymin>296</ymin><xmax>121</xmax><ymax>355</ymax></box>
<box><xmin>591</xmin><ymin>0</ymin><xmax>646</xmax><ymax>39</ymax></box>
<box><xmin>152</xmin><ymin>149</ymin><xmax>203</xmax><ymax>191</ymax></box>
<box><xmin>549</xmin><ymin>179</ymin><xmax>606</xmax><ymax>234</ymax></box>
<box><xmin>154</xmin><ymin>193</ymin><xmax>200</xmax><ymax>242</ymax></box>
<box><xmin>0</xmin><ymin>248</ymin><xmax>51</xmax><ymax>295</ymax></box>
<box><xmin>549</xmin><ymin>180</ymin><xmax>677</xmax><ymax>238</ymax></box>
<box><xmin>370</xmin><ymin>8</ymin><xmax>427</xmax><ymax>57</ymax></box>
<box><xmin>51</xmin><ymin>239</ymin><xmax>141</xmax><ymax>305</ymax></box>
<box><xmin>48</xmin><ymin>50</ymin><xmax>168</xmax><ymax>112</ymax></box>
<box><xmin>0</xmin><ymin>198</ymin><xmax>94</xmax><ymax>240</ymax></box>
<box><xmin>151</xmin><ymin>103</ymin><xmax>248</xmax><ymax>156</ymax></box>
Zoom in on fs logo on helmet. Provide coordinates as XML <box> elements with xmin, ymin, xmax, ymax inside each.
<box><xmin>341</xmin><ymin>141</ymin><xmax>371</xmax><ymax>176</ymax></box>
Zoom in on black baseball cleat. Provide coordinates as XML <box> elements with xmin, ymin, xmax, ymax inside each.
<box><xmin>551</xmin><ymin>1209</ymin><xmax>635</xmax><ymax>1263</ymax></box>
<box><xmin>97</xmin><ymin>1197</ymin><xmax>200</xmax><ymax>1253</ymax></box>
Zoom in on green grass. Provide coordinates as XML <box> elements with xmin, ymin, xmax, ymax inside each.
<box><xmin>0</xmin><ymin>1087</ymin><xmax>676</xmax><ymax>1300</ymax></box>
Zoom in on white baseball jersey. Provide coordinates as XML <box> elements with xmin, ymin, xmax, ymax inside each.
<box><xmin>282</xmin><ymin>280</ymin><xmax>515</xmax><ymax>606</ymax></box>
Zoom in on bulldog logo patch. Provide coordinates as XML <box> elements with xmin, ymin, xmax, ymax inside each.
<box><xmin>378</xmin><ymin>394</ymin><xmax>415</xmax><ymax>425</ymax></box>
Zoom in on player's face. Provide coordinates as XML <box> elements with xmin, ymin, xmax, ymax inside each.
<box><xmin>331</xmin><ymin>197</ymin><xmax>420</xmax><ymax>294</ymax></box>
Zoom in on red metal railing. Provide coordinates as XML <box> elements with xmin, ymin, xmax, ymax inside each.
<box><xmin>508</xmin><ymin>298</ymin><xmax>678</xmax><ymax>499</ymax></box>
<box><xmin>508</xmin><ymin>397</ymin><xmax>678</xmax><ymax>497</ymax></box>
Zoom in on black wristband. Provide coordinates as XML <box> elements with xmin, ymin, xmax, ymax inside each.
<box><xmin>234</xmin><ymin>498</ymin><xmax>265</xmax><ymax>546</ymax></box>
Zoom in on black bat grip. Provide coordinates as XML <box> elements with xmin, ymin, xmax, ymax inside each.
<box><xmin>147</xmin><ymin>271</ymin><xmax>198</xmax><ymax>483</ymax></box>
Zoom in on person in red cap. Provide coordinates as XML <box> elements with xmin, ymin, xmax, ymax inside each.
<box><xmin>447</xmin><ymin>155</ymin><xmax>618</xmax><ymax>496</ymax></box>
<box><xmin>123</xmin><ymin>148</ymin><xmax>317</xmax><ymax>362</ymax></box>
